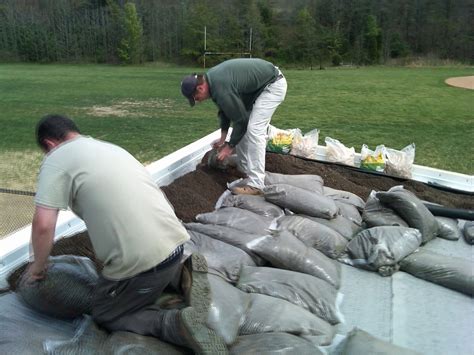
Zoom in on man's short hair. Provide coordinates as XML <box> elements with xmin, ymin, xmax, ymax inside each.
<box><xmin>36</xmin><ymin>114</ymin><xmax>80</xmax><ymax>150</ymax></box>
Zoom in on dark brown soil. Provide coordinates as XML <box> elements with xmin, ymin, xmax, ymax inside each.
<box><xmin>6</xmin><ymin>152</ymin><xmax>472</xmax><ymax>291</ymax></box>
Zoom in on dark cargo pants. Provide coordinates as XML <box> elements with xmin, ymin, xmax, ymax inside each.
<box><xmin>91</xmin><ymin>246</ymin><xmax>185</xmax><ymax>345</ymax></box>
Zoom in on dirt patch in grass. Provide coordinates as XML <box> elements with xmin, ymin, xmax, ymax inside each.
<box><xmin>85</xmin><ymin>99</ymin><xmax>175</xmax><ymax>118</ymax></box>
<box><xmin>445</xmin><ymin>76</ymin><xmax>474</xmax><ymax>90</ymax></box>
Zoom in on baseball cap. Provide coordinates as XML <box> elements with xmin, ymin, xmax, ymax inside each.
<box><xmin>181</xmin><ymin>74</ymin><xmax>198</xmax><ymax>107</ymax></box>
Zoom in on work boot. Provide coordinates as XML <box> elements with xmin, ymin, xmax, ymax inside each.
<box><xmin>179</xmin><ymin>254</ymin><xmax>228</xmax><ymax>354</ymax></box>
<box><xmin>231</xmin><ymin>185</ymin><xmax>263</xmax><ymax>196</ymax></box>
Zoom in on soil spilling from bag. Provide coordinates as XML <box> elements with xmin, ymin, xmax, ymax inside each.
<box><xmin>6</xmin><ymin>152</ymin><xmax>473</xmax><ymax>291</ymax></box>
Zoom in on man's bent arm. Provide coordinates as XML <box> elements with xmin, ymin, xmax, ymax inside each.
<box><xmin>29</xmin><ymin>206</ymin><xmax>59</xmax><ymax>279</ymax></box>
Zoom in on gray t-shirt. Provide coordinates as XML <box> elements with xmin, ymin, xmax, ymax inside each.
<box><xmin>35</xmin><ymin>136</ymin><xmax>189</xmax><ymax>280</ymax></box>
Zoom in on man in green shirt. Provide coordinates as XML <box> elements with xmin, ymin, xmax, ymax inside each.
<box><xmin>181</xmin><ymin>58</ymin><xmax>287</xmax><ymax>195</ymax></box>
<box><xmin>24</xmin><ymin>114</ymin><xmax>227</xmax><ymax>354</ymax></box>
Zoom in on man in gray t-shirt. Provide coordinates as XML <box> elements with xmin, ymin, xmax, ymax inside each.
<box><xmin>24</xmin><ymin>114</ymin><xmax>226</xmax><ymax>353</ymax></box>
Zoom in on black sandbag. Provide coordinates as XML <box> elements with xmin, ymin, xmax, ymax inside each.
<box><xmin>239</xmin><ymin>293</ymin><xmax>334</xmax><ymax>346</ymax></box>
<box><xmin>220</xmin><ymin>193</ymin><xmax>284</xmax><ymax>219</ymax></box>
<box><xmin>196</xmin><ymin>207</ymin><xmax>272</xmax><ymax>235</ymax></box>
<box><xmin>275</xmin><ymin>215</ymin><xmax>347</xmax><ymax>259</ymax></box>
<box><xmin>339</xmin><ymin>226</ymin><xmax>422</xmax><ymax>276</ymax></box>
<box><xmin>247</xmin><ymin>230</ymin><xmax>341</xmax><ymax>288</ymax></box>
<box><xmin>399</xmin><ymin>249</ymin><xmax>474</xmax><ymax>296</ymax></box>
<box><xmin>264</xmin><ymin>171</ymin><xmax>324</xmax><ymax>194</ymax></box>
<box><xmin>376</xmin><ymin>186</ymin><xmax>438</xmax><ymax>243</ymax></box>
<box><xmin>185</xmin><ymin>230</ymin><xmax>256</xmax><ymax>283</ymax></box>
<box><xmin>323</xmin><ymin>187</ymin><xmax>366</xmax><ymax>211</ymax></box>
<box><xmin>230</xmin><ymin>332</ymin><xmax>321</xmax><ymax>355</ymax></box>
<box><xmin>237</xmin><ymin>266</ymin><xmax>343</xmax><ymax>325</ymax></box>
<box><xmin>334</xmin><ymin>328</ymin><xmax>421</xmax><ymax>355</ymax></box>
<box><xmin>436</xmin><ymin>217</ymin><xmax>462</xmax><ymax>241</ymax></box>
<box><xmin>264</xmin><ymin>184</ymin><xmax>338</xmax><ymax>219</ymax></box>
<box><xmin>362</xmin><ymin>190</ymin><xmax>408</xmax><ymax>228</ymax></box>
<box><xmin>185</xmin><ymin>223</ymin><xmax>266</xmax><ymax>265</ymax></box>
<box><xmin>305</xmin><ymin>214</ymin><xmax>361</xmax><ymax>241</ymax></box>
<box><xmin>17</xmin><ymin>255</ymin><xmax>98</xmax><ymax>319</ymax></box>
<box><xmin>463</xmin><ymin>221</ymin><xmax>474</xmax><ymax>245</ymax></box>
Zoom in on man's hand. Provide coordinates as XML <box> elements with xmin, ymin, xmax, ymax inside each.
<box><xmin>217</xmin><ymin>143</ymin><xmax>234</xmax><ymax>161</ymax></box>
<box><xmin>211</xmin><ymin>139</ymin><xmax>225</xmax><ymax>149</ymax></box>
<box><xmin>23</xmin><ymin>262</ymin><xmax>47</xmax><ymax>284</ymax></box>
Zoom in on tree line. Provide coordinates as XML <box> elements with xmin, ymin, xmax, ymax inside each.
<box><xmin>0</xmin><ymin>0</ymin><xmax>472</xmax><ymax>66</ymax></box>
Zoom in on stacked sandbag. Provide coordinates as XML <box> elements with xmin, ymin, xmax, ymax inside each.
<box><xmin>332</xmin><ymin>328</ymin><xmax>421</xmax><ymax>355</ymax></box>
<box><xmin>339</xmin><ymin>226</ymin><xmax>422</xmax><ymax>276</ymax></box>
<box><xmin>206</xmin><ymin>275</ymin><xmax>251</xmax><ymax>345</ymax></box>
<box><xmin>463</xmin><ymin>221</ymin><xmax>474</xmax><ymax>245</ymax></box>
<box><xmin>220</xmin><ymin>194</ymin><xmax>284</xmax><ymax>219</ymax></box>
<box><xmin>230</xmin><ymin>333</ymin><xmax>321</xmax><ymax>355</ymax></box>
<box><xmin>436</xmin><ymin>217</ymin><xmax>462</xmax><ymax>241</ymax></box>
<box><xmin>274</xmin><ymin>215</ymin><xmax>348</xmax><ymax>259</ymax></box>
<box><xmin>376</xmin><ymin>186</ymin><xmax>438</xmax><ymax>244</ymax></box>
<box><xmin>265</xmin><ymin>171</ymin><xmax>324</xmax><ymax>194</ymax></box>
<box><xmin>246</xmin><ymin>229</ymin><xmax>341</xmax><ymax>288</ymax></box>
<box><xmin>17</xmin><ymin>255</ymin><xmax>98</xmax><ymax>319</ymax></box>
<box><xmin>185</xmin><ymin>223</ymin><xmax>266</xmax><ymax>265</ymax></box>
<box><xmin>323</xmin><ymin>187</ymin><xmax>366</xmax><ymax>211</ymax></box>
<box><xmin>185</xmin><ymin>230</ymin><xmax>257</xmax><ymax>283</ymax></box>
<box><xmin>334</xmin><ymin>200</ymin><xmax>363</xmax><ymax>225</ymax></box>
<box><xmin>362</xmin><ymin>190</ymin><xmax>408</xmax><ymax>228</ymax></box>
<box><xmin>237</xmin><ymin>266</ymin><xmax>343</xmax><ymax>325</ymax></box>
<box><xmin>305</xmin><ymin>214</ymin><xmax>361</xmax><ymax>241</ymax></box>
<box><xmin>196</xmin><ymin>207</ymin><xmax>272</xmax><ymax>235</ymax></box>
<box><xmin>399</xmin><ymin>249</ymin><xmax>474</xmax><ymax>296</ymax></box>
<box><xmin>239</xmin><ymin>293</ymin><xmax>335</xmax><ymax>346</ymax></box>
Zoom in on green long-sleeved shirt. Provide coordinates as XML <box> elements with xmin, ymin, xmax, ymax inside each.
<box><xmin>205</xmin><ymin>58</ymin><xmax>279</xmax><ymax>147</ymax></box>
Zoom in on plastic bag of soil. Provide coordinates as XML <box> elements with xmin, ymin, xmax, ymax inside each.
<box><xmin>196</xmin><ymin>207</ymin><xmax>273</xmax><ymax>235</ymax></box>
<box><xmin>230</xmin><ymin>332</ymin><xmax>321</xmax><ymax>355</ymax></box>
<box><xmin>185</xmin><ymin>223</ymin><xmax>267</xmax><ymax>265</ymax></box>
<box><xmin>219</xmin><ymin>193</ymin><xmax>284</xmax><ymax>219</ymax></box>
<box><xmin>264</xmin><ymin>171</ymin><xmax>324</xmax><ymax>194</ymax></box>
<box><xmin>237</xmin><ymin>266</ymin><xmax>343</xmax><ymax>325</ymax></box>
<box><xmin>17</xmin><ymin>255</ymin><xmax>98</xmax><ymax>319</ymax></box>
<box><xmin>330</xmin><ymin>327</ymin><xmax>421</xmax><ymax>355</ymax></box>
<box><xmin>339</xmin><ymin>226</ymin><xmax>422</xmax><ymax>276</ymax></box>
<box><xmin>185</xmin><ymin>230</ymin><xmax>257</xmax><ymax>283</ymax></box>
<box><xmin>274</xmin><ymin>215</ymin><xmax>348</xmax><ymax>259</ymax></box>
<box><xmin>323</xmin><ymin>187</ymin><xmax>366</xmax><ymax>211</ymax></box>
<box><xmin>264</xmin><ymin>184</ymin><xmax>338</xmax><ymax>219</ymax></box>
<box><xmin>436</xmin><ymin>217</ymin><xmax>462</xmax><ymax>241</ymax></box>
<box><xmin>246</xmin><ymin>229</ymin><xmax>341</xmax><ymax>288</ymax></box>
<box><xmin>334</xmin><ymin>201</ymin><xmax>363</xmax><ymax>225</ymax></box>
<box><xmin>207</xmin><ymin>274</ymin><xmax>251</xmax><ymax>345</ymax></box>
<box><xmin>362</xmin><ymin>190</ymin><xmax>408</xmax><ymax>228</ymax></box>
<box><xmin>325</xmin><ymin>137</ymin><xmax>355</xmax><ymax>166</ymax></box>
<box><xmin>239</xmin><ymin>293</ymin><xmax>334</xmax><ymax>346</ymax></box>
<box><xmin>305</xmin><ymin>214</ymin><xmax>361</xmax><ymax>241</ymax></box>
<box><xmin>291</xmin><ymin>128</ymin><xmax>320</xmax><ymax>160</ymax></box>
<box><xmin>384</xmin><ymin>143</ymin><xmax>415</xmax><ymax>179</ymax></box>
<box><xmin>0</xmin><ymin>292</ymin><xmax>78</xmax><ymax>355</ymax></box>
<box><xmin>376</xmin><ymin>186</ymin><xmax>438</xmax><ymax>244</ymax></box>
<box><xmin>399</xmin><ymin>249</ymin><xmax>474</xmax><ymax>296</ymax></box>
<box><xmin>463</xmin><ymin>221</ymin><xmax>474</xmax><ymax>245</ymax></box>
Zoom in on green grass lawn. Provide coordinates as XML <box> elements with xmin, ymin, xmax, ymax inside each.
<box><xmin>0</xmin><ymin>63</ymin><xmax>472</xmax><ymax>192</ymax></box>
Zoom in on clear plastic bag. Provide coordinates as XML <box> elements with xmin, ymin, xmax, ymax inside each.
<box><xmin>325</xmin><ymin>137</ymin><xmax>355</xmax><ymax>166</ymax></box>
<box><xmin>384</xmin><ymin>143</ymin><xmax>415</xmax><ymax>178</ymax></box>
<box><xmin>360</xmin><ymin>144</ymin><xmax>386</xmax><ymax>172</ymax></box>
<box><xmin>266</xmin><ymin>125</ymin><xmax>298</xmax><ymax>154</ymax></box>
<box><xmin>291</xmin><ymin>128</ymin><xmax>320</xmax><ymax>159</ymax></box>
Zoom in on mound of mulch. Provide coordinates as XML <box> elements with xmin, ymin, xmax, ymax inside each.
<box><xmin>6</xmin><ymin>152</ymin><xmax>472</xmax><ymax>291</ymax></box>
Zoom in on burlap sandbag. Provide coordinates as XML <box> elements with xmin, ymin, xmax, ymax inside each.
<box><xmin>339</xmin><ymin>226</ymin><xmax>422</xmax><ymax>276</ymax></box>
<box><xmin>185</xmin><ymin>223</ymin><xmax>266</xmax><ymax>265</ymax></box>
<box><xmin>17</xmin><ymin>255</ymin><xmax>98</xmax><ymax>319</ymax></box>
<box><xmin>196</xmin><ymin>207</ymin><xmax>272</xmax><ymax>235</ymax></box>
<box><xmin>362</xmin><ymin>190</ymin><xmax>408</xmax><ymax>228</ymax></box>
<box><xmin>264</xmin><ymin>171</ymin><xmax>324</xmax><ymax>194</ymax></box>
<box><xmin>400</xmin><ymin>249</ymin><xmax>474</xmax><ymax>296</ymax></box>
<box><xmin>463</xmin><ymin>221</ymin><xmax>474</xmax><ymax>245</ymax></box>
<box><xmin>239</xmin><ymin>293</ymin><xmax>334</xmax><ymax>346</ymax></box>
<box><xmin>247</xmin><ymin>230</ymin><xmax>341</xmax><ymax>288</ymax></box>
<box><xmin>376</xmin><ymin>186</ymin><xmax>438</xmax><ymax>244</ymax></box>
<box><xmin>230</xmin><ymin>332</ymin><xmax>321</xmax><ymax>355</ymax></box>
<box><xmin>274</xmin><ymin>215</ymin><xmax>347</xmax><ymax>259</ymax></box>
<box><xmin>264</xmin><ymin>184</ymin><xmax>338</xmax><ymax>219</ymax></box>
<box><xmin>185</xmin><ymin>230</ymin><xmax>256</xmax><ymax>283</ymax></box>
<box><xmin>220</xmin><ymin>194</ymin><xmax>284</xmax><ymax>219</ymax></box>
<box><xmin>436</xmin><ymin>217</ymin><xmax>462</xmax><ymax>241</ymax></box>
<box><xmin>237</xmin><ymin>266</ymin><xmax>343</xmax><ymax>325</ymax></box>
